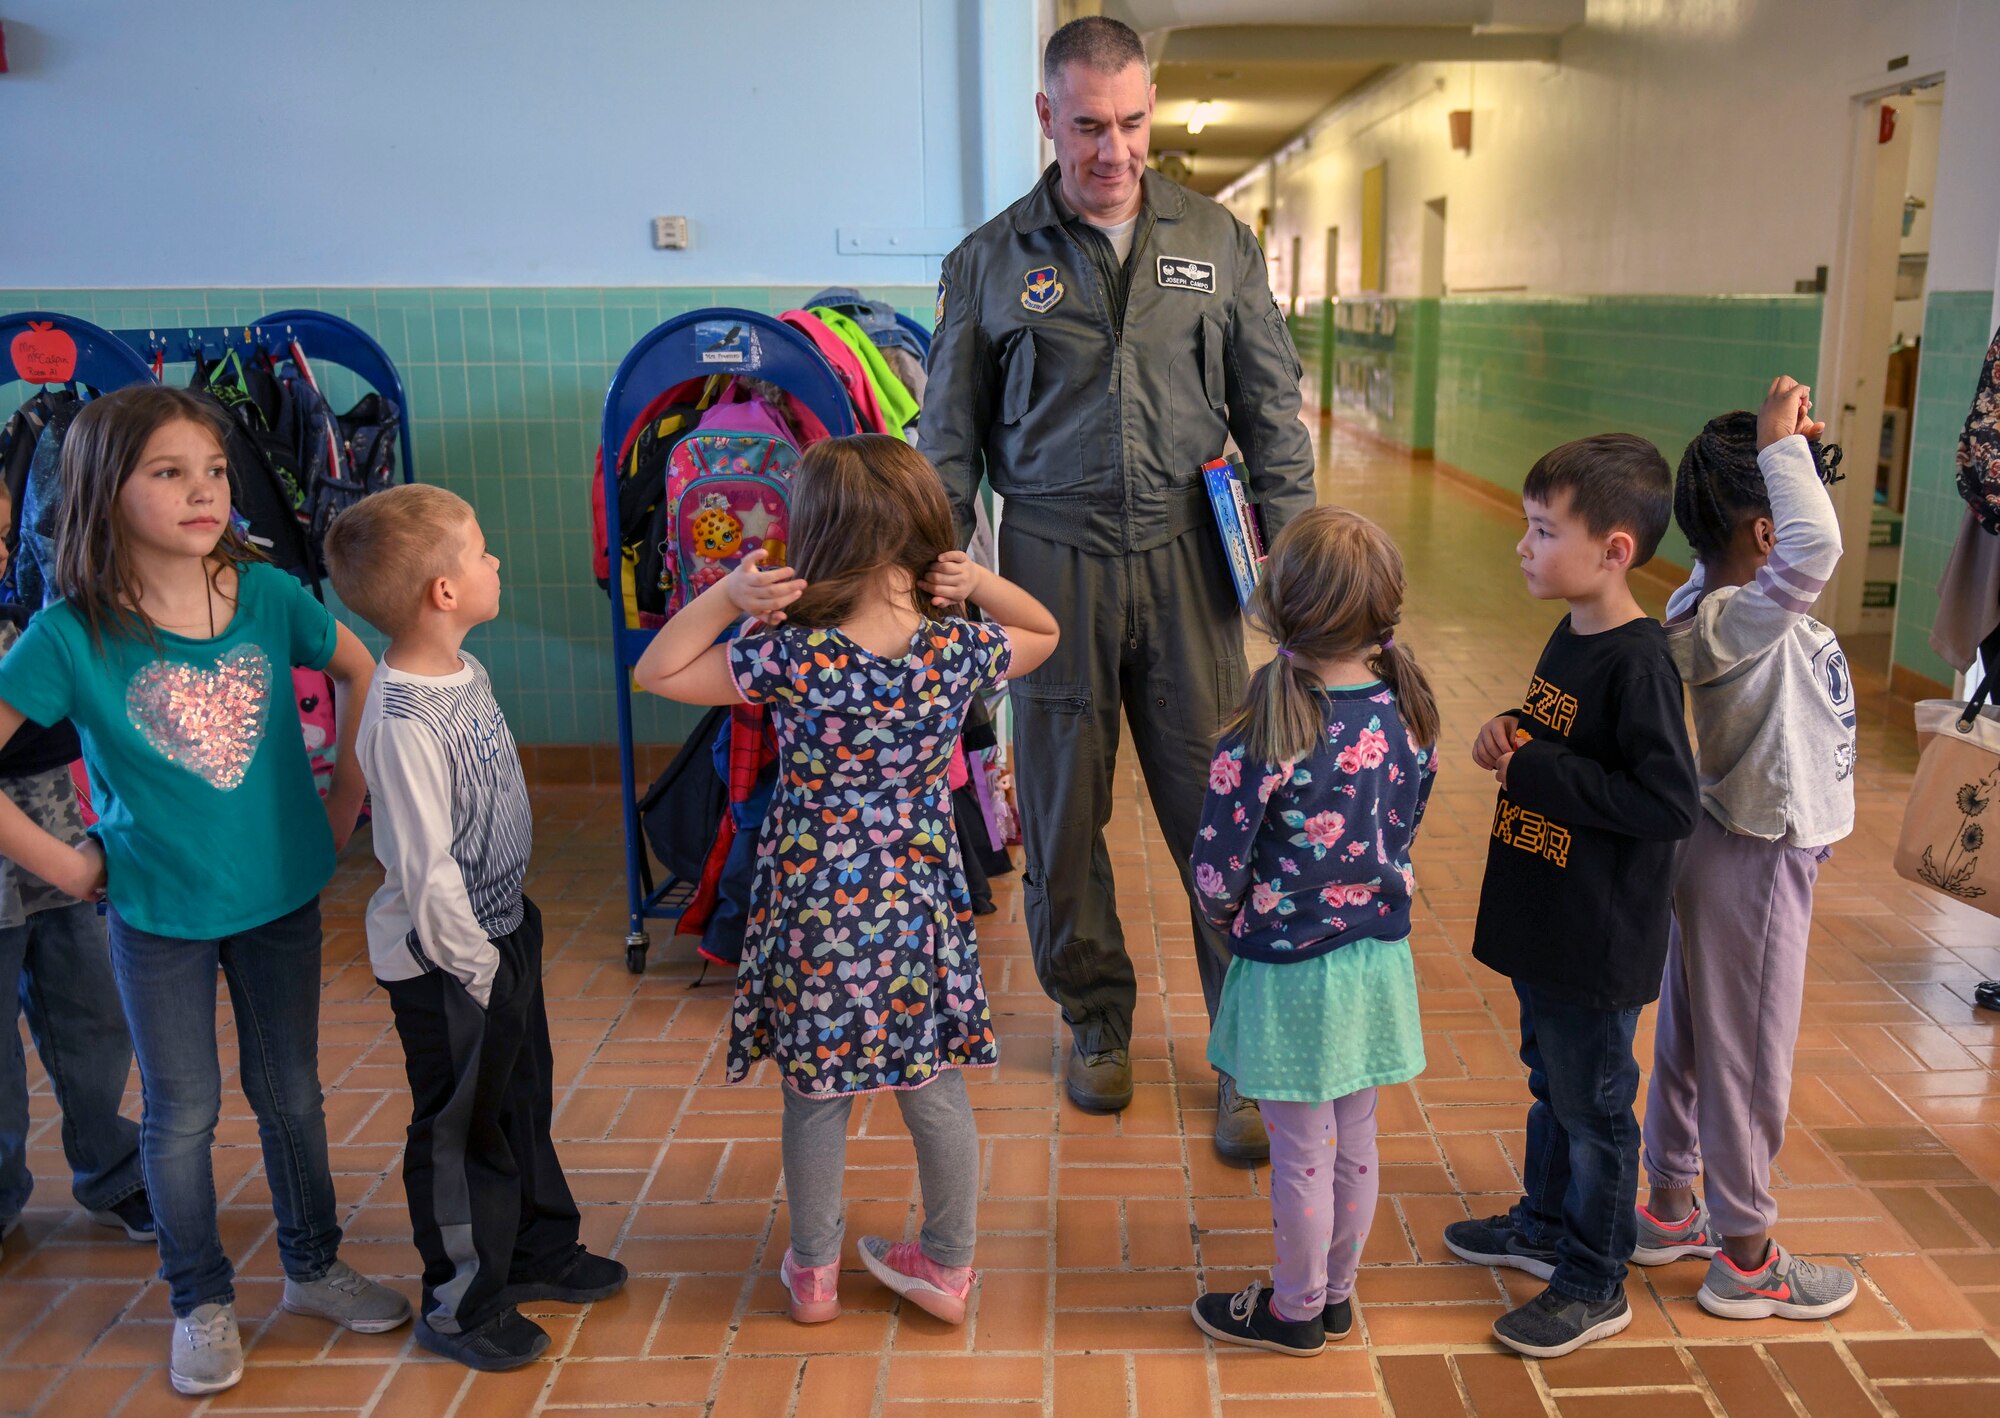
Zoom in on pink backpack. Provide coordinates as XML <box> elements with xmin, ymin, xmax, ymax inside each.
<box><xmin>661</xmin><ymin>398</ymin><xmax>801</xmax><ymax>616</ymax></box>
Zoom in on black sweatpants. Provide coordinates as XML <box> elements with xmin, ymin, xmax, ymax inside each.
<box><xmin>383</xmin><ymin>897</ymin><xmax>581</xmax><ymax>1334</ymax></box>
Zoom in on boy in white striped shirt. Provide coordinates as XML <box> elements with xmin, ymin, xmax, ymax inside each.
<box><xmin>327</xmin><ymin>485</ymin><xmax>624</xmax><ymax>1372</ymax></box>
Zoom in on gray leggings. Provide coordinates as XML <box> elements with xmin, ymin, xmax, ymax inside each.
<box><xmin>780</xmin><ymin>1068</ymin><xmax>979</xmax><ymax>1269</ymax></box>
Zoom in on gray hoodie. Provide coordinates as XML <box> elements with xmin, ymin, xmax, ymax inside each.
<box><xmin>1665</xmin><ymin>434</ymin><xmax>1857</xmax><ymax>848</ymax></box>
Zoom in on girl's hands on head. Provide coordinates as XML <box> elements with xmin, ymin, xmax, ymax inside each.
<box><xmin>723</xmin><ymin>549</ymin><xmax>807</xmax><ymax>625</ymax></box>
<box><xmin>919</xmin><ymin>550</ymin><xmax>982</xmax><ymax>607</ymax></box>
<box><xmin>1756</xmin><ymin>376</ymin><xmax>1826</xmax><ymax>450</ymax></box>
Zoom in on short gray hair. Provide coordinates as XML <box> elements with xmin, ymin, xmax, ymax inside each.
<box><xmin>1042</xmin><ymin>16</ymin><xmax>1148</xmax><ymax>93</ymax></box>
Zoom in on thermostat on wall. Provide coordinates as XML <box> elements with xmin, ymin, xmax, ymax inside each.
<box><xmin>652</xmin><ymin>216</ymin><xmax>689</xmax><ymax>250</ymax></box>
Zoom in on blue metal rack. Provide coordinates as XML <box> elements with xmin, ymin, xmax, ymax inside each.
<box><xmin>601</xmin><ymin>308</ymin><xmax>858</xmax><ymax>974</ymax></box>
<box><xmin>112</xmin><ymin>309</ymin><xmax>416</xmax><ymax>485</ymax></box>
<box><xmin>1</xmin><ymin>311</ymin><xmax>158</xmax><ymax>391</ymax></box>
<box><xmin>2</xmin><ymin>308</ymin><xmax>415</xmax><ymax>486</ymax></box>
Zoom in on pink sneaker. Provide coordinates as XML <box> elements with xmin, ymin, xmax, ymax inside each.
<box><xmin>858</xmin><ymin>1236</ymin><xmax>974</xmax><ymax>1325</ymax></box>
<box><xmin>780</xmin><ymin>1249</ymin><xmax>840</xmax><ymax>1324</ymax></box>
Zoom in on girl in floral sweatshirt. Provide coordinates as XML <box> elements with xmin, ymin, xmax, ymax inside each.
<box><xmin>1188</xmin><ymin>507</ymin><xmax>1438</xmax><ymax>1357</ymax></box>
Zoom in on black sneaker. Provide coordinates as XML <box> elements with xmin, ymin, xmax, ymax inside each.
<box><xmin>88</xmin><ymin>1190</ymin><xmax>156</xmax><ymax>1241</ymax></box>
<box><xmin>1323</xmin><ymin>1297</ymin><xmax>1354</xmax><ymax>1340</ymax></box>
<box><xmin>1492</xmin><ymin>1284</ymin><xmax>1632</xmax><ymax>1359</ymax></box>
<box><xmin>499</xmin><ymin>1247</ymin><xmax>628</xmax><ymax>1305</ymax></box>
<box><xmin>414</xmin><ymin>1307</ymin><xmax>550</xmax><ymax>1372</ymax></box>
<box><xmin>1190</xmin><ymin>1283</ymin><xmax>1325</xmax><ymax>1357</ymax></box>
<box><xmin>1443</xmin><ymin>1214</ymin><xmax>1558</xmax><ymax>1280</ymax></box>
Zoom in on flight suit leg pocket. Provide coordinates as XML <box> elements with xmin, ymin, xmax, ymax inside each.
<box><xmin>1010</xmin><ymin>681</ymin><xmax>1096</xmax><ymax>835</ymax></box>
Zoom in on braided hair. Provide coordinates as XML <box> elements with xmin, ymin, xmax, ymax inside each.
<box><xmin>1673</xmin><ymin>412</ymin><xmax>1843</xmax><ymax>560</ymax></box>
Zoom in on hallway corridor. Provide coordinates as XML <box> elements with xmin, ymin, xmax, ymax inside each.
<box><xmin>3</xmin><ymin>424</ymin><xmax>1998</xmax><ymax>1416</ymax></box>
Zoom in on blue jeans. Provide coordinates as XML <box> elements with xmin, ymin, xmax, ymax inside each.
<box><xmin>107</xmin><ymin>898</ymin><xmax>341</xmax><ymax>1315</ymax></box>
<box><xmin>1507</xmin><ymin>981</ymin><xmax>1642</xmax><ymax>1304</ymax></box>
<box><xmin>0</xmin><ymin>902</ymin><xmax>145</xmax><ymax>1222</ymax></box>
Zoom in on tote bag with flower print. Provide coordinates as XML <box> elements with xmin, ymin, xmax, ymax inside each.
<box><xmin>1898</xmin><ymin>633</ymin><xmax>2000</xmax><ymax>911</ymax></box>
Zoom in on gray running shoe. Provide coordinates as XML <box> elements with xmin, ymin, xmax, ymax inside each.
<box><xmin>1697</xmin><ymin>1242</ymin><xmax>1857</xmax><ymax>1320</ymax></box>
<box><xmin>1443</xmin><ymin>1213</ymin><xmax>1558</xmax><ymax>1281</ymax></box>
<box><xmin>1632</xmin><ymin>1194</ymin><xmax>1720</xmax><ymax>1265</ymax></box>
<box><xmin>1492</xmin><ymin>1284</ymin><xmax>1632</xmax><ymax>1359</ymax></box>
<box><xmin>171</xmin><ymin>1302</ymin><xmax>244</xmax><ymax>1396</ymax></box>
<box><xmin>282</xmin><ymin>1258</ymin><xmax>413</xmax><ymax>1333</ymax></box>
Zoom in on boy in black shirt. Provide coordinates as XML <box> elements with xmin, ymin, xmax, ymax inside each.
<box><xmin>1443</xmin><ymin>434</ymin><xmax>1699</xmax><ymax>1358</ymax></box>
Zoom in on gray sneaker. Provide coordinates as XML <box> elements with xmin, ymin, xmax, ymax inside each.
<box><xmin>1632</xmin><ymin>1195</ymin><xmax>1720</xmax><ymax>1266</ymax></box>
<box><xmin>282</xmin><ymin>1258</ymin><xmax>413</xmax><ymax>1333</ymax></box>
<box><xmin>1442</xmin><ymin>1213</ymin><xmax>1558</xmax><ymax>1281</ymax></box>
<box><xmin>171</xmin><ymin>1302</ymin><xmax>244</xmax><ymax>1395</ymax></box>
<box><xmin>1697</xmin><ymin>1242</ymin><xmax>1857</xmax><ymax>1321</ymax></box>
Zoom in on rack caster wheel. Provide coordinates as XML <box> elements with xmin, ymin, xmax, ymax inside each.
<box><xmin>625</xmin><ymin>934</ymin><xmax>649</xmax><ymax>976</ymax></box>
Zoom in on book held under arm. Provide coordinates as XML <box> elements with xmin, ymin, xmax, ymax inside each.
<box><xmin>1203</xmin><ymin>456</ymin><xmax>1267</xmax><ymax>608</ymax></box>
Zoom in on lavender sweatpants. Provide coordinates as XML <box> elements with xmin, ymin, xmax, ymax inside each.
<box><xmin>1261</xmin><ymin>1090</ymin><xmax>1380</xmax><ymax>1321</ymax></box>
<box><xmin>1643</xmin><ymin>812</ymin><xmax>1827</xmax><ymax>1238</ymax></box>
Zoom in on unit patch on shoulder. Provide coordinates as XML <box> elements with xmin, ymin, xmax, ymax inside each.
<box><xmin>1020</xmin><ymin>266</ymin><xmax>1064</xmax><ymax>314</ymax></box>
<box><xmin>1157</xmin><ymin>257</ymin><xmax>1217</xmax><ymax>293</ymax></box>
<box><xmin>935</xmin><ymin>277</ymin><xmax>946</xmax><ymax>325</ymax></box>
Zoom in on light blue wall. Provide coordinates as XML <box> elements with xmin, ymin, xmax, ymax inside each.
<box><xmin>0</xmin><ymin>0</ymin><xmax>1036</xmax><ymax>288</ymax></box>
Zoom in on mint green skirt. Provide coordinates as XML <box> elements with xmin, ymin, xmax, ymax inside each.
<box><xmin>1206</xmin><ymin>937</ymin><xmax>1426</xmax><ymax>1103</ymax></box>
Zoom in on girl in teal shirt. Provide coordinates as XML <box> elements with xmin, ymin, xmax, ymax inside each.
<box><xmin>0</xmin><ymin>386</ymin><xmax>407</xmax><ymax>1396</ymax></box>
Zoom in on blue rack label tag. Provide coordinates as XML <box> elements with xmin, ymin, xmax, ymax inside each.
<box><xmin>695</xmin><ymin>321</ymin><xmax>761</xmax><ymax>368</ymax></box>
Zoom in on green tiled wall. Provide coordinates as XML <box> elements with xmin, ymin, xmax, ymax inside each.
<box><xmin>1286</xmin><ymin>301</ymin><xmax>1330</xmax><ymax>411</ymax></box>
<box><xmin>1329</xmin><ymin>297</ymin><xmax>1440</xmax><ymax>452</ymax></box>
<box><xmin>1434</xmin><ymin>295</ymin><xmax>1824</xmax><ymax>570</ymax></box>
<box><xmin>1893</xmin><ymin>290</ymin><xmax>1997</xmax><ymax>689</ymax></box>
<box><xmin>0</xmin><ymin>285</ymin><xmax>934</xmax><ymax>745</ymax></box>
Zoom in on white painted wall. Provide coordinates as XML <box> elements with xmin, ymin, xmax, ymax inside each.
<box><xmin>1217</xmin><ymin>0</ymin><xmax>1990</xmax><ymax>303</ymax></box>
<box><xmin>1</xmin><ymin>0</ymin><xmax>1040</xmax><ymax>288</ymax></box>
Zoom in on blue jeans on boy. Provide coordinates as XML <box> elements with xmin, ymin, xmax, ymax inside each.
<box><xmin>106</xmin><ymin>898</ymin><xmax>342</xmax><ymax>1315</ymax></box>
<box><xmin>0</xmin><ymin>902</ymin><xmax>145</xmax><ymax>1224</ymax></box>
<box><xmin>1508</xmin><ymin>981</ymin><xmax>1642</xmax><ymax>1305</ymax></box>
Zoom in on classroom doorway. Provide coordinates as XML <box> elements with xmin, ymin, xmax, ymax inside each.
<box><xmin>1822</xmin><ymin>75</ymin><xmax>1944</xmax><ymax>674</ymax></box>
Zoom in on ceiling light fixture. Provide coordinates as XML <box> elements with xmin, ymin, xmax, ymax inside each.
<box><xmin>1185</xmin><ymin>99</ymin><xmax>1217</xmax><ymax>135</ymax></box>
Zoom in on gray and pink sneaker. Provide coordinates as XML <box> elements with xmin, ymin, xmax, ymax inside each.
<box><xmin>780</xmin><ymin>1249</ymin><xmax>841</xmax><ymax>1325</ymax></box>
<box><xmin>1632</xmin><ymin>1195</ymin><xmax>1721</xmax><ymax>1266</ymax></box>
<box><xmin>858</xmin><ymin>1236</ymin><xmax>975</xmax><ymax>1324</ymax></box>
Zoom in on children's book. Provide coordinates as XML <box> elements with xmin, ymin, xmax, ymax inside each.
<box><xmin>1203</xmin><ymin>456</ymin><xmax>1267</xmax><ymax>608</ymax></box>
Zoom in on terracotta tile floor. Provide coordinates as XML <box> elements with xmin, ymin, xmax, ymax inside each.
<box><xmin>6</xmin><ymin>423</ymin><xmax>2000</xmax><ymax>1416</ymax></box>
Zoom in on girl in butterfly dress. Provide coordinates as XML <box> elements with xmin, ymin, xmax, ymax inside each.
<box><xmin>0</xmin><ymin>387</ymin><xmax>405</xmax><ymax>1396</ymax></box>
<box><xmin>639</xmin><ymin>434</ymin><xmax>1057</xmax><ymax>1327</ymax></box>
<box><xmin>1187</xmin><ymin>507</ymin><xmax>1440</xmax><ymax>1357</ymax></box>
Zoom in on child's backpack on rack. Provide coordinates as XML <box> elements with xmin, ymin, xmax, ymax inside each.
<box><xmin>192</xmin><ymin>351</ymin><xmax>316</xmax><ymax>573</ymax></box>
<box><xmin>1</xmin><ymin>387</ymin><xmax>80</xmax><ymax>606</ymax></box>
<box><xmin>337</xmin><ymin>391</ymin><xmax>401</xmax><ymax>499</ymax></box>
<box><xmin>8</xmin><ymin>394</ymin><xmax>90</xmax><ymax>611</ymax></box>
<box><xmin>660</xmin><ymin>397</ymin><xmax>801</xmax><ymax>616</ymax></box>
<box><xmin>591</xmin><ymin>380</ymin><xmax>716</xmax><ymax>626</ymax></box>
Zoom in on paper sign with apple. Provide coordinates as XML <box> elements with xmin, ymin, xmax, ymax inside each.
<box><xmin>10</xmin><ymin>322</ymin><xmax>78</xmax><ymax>383</ymax></box>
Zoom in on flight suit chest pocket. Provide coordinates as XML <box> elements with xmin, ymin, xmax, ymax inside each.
<box><xmin>1200</xmin><ymin>314</ymin><xmax>1225</xmax><ymax>409</ymax></box>
<box><xmin>999</xmin><ymin>329</ymin><xmax>1037</xmax><ymax>425</ymax></box>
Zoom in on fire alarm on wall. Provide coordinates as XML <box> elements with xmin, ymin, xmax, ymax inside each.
<box><xmin>652</xmin><ymin>216</ymin><xmax>689</xmax><ymax>250</ymax></box>
<box><xmin>1</xmin><ymin>22</ymin><xmax>10</xmax><ymax>74</ymax></box>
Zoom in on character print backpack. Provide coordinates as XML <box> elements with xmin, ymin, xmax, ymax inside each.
<box><xmin>660</xmin><ymin>396</ymin><xmax>800</xmax><ymax>616</ymax></box>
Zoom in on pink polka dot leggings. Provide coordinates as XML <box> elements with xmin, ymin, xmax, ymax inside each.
<box><xmin>1260</xmin><ymin>1089</ymin><xmax>1380</xmax><ymax>1322</ymax></box>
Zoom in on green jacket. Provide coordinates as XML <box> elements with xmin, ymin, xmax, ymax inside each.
<box><xmin>925</xmin><ymin>164</ymin><xmax>1316</xmax><ymax>556</ymax></box>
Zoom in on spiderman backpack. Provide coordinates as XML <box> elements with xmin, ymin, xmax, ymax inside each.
<box><xmin>660</xmin><ymin>396</ymin><xmax>800</xmax><ymax>615</ymax></box>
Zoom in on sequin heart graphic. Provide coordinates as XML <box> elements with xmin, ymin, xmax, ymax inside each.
<box><xmin>125</xmin><ymin>646</ymin><xmax>271</xmax><ymax>790</ymax></box>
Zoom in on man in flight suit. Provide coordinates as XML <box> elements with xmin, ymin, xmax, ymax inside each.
<box><xmin>925</xmin><ymin>16</ymin><xmax>1316</xmax><ymax>1160</ymax></box>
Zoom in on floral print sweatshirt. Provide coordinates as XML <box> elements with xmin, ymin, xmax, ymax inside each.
<box><xmin>1192</xmin><ymin>683</ymin><xmax>1436</xmax><ymax>964</ymax></box>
